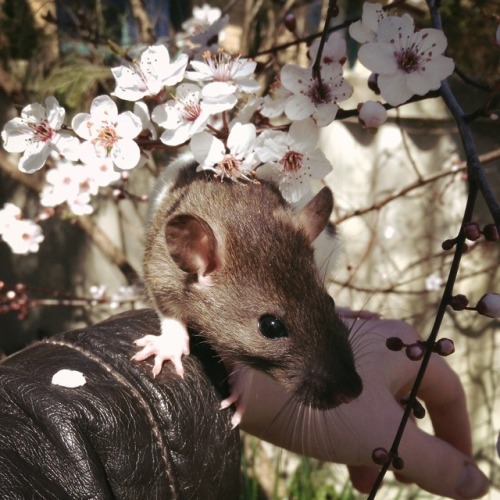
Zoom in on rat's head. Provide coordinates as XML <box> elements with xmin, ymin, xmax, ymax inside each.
<box><xmin>163</xmin><ymin>184</ymin><xmax>362</xmax><ymax>409</ymax></box>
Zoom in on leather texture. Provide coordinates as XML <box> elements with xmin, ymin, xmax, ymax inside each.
<box><xmin>0</xmin><ymin>309</ymin><xmax>241</xmax><ymax>499</ymax></box>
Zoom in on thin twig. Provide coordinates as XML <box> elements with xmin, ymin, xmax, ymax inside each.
<box><xmin>367</xmin><ymin>0</ymin><xmax>493</xmax><ymax>496</ymax></box>
<box><xmin>334</xmin><ymin>148</ymin><xmax>500</xmax><ymax>224</ymax></box>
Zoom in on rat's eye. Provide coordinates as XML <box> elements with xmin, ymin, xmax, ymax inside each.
<box><xmin>258</xmin><ymin>315</ymin><xmax>287</xmax><ymax>339</ymax></box>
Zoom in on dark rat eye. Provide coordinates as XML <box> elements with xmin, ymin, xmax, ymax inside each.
<box><xmin>258</xmin><ymin>315</ymin><xmax>287</xmax><ymax>339</ymax></box>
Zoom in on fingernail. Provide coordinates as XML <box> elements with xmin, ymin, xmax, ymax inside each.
<box><xmin>457</xmin><ymin>463</ymin><xmax>489</xmax><ymax>499</ymax></box>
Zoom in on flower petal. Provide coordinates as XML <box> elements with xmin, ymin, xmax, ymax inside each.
<box><xmin>284</xmin><ymin>95</ymin><xmax>315</xmax><ymax>121</ymax></box>
<box><xmin>1</xmin><ymin>119</ymin><xmax>33</xmax><ymax>153</ymax></box>
<box><xmin>18</xmin><ymin>142</ymin><xmax>51</xmax><ymax>173</ymax></box>
<box><xmin>190</xmin><ymin>132</ymin><xmax>224</xmax><ymax>167</ymax></box>
<box><xmin>45</xmin><ymin>96</ymin><xmax>65</xmax><ymax>130</ymax></box>
<box><xmin>227</xmin><ymin>123</ymin><xmax>256</xmax><ymax>157</ymax></box>
<box><xmin>378</xmin><ymin>72</ymin><xmax>413</xmax><ymax>106</ymax></box>
<box><xmin>288</xmin><ymin>118</ymin><xmax>318</xmax><ymax>151</ymax></box>
<box><xmin>313</xmin><ymin>102</ymin><xmax>339</xmax><ymax>127</ymax></box>
<box><xmin>115</xmin><ymin>111</ymin><xmax>142</xmax><ymax>139</ymax></box>
<box><xmin>358</xmin><ymin>42</ymin><xmax>398</xmax><ymax>75</ymax></box>
<box><xmin>90</xmin><ymin>95</ymin><xmax>118</xmax><ymax>121</ymax></box>
<box><xmin>112</xmin><ymin>139</ymin><xmax>141</xmax><ymax>170</ymax></box>
<box><xmin>71</xmin><ymin>113</ymin><xmax>94</xmax><ymax>140</ymax></box>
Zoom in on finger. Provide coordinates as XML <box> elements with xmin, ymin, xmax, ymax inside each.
<box><xmin>418</xmin><ymin>353</ymin><xmax>472</xmax><ymax>455</ymax></box>
<box><xmin>347</xmin><ymin>465</ymin><xmax>379</xmax><ymax>494</ymax></box>
<box><xmin>396</xmin><ymin>421</ymin><xmax>489</xmax><ymax>499</ymax></box>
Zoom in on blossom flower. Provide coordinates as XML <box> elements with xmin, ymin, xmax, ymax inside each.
<box><xmin>280</xmin><ymin>62</ymin><xmax>353</xmax><ymax>126</ymax></box>
<box><xmin>425</xmin><ymin>273</ymin><xmax>443</xmax><ymax>292</ymax></box>
<box><xmin>81</xmin><ymin>157</ymin><xmax>121</xmax><ymax>187</ymax></box>
<box><xmin>358</xmin><ymin>100</ymin><xmax>387</xmax><ymax>129</ymax></box>
<box><xmin>181</xmin><ymin>3</ymin><xmax>224</xmax><ymax>39</ymax></box>
<box><xmin>1</xmin><ymin>96</ymin><xmax>79</xmax><ymax>173</ymax></box>
<box><xmin>190</xmin><ymin>122</ymin><xmax>258</xmax><ymax>180</ymax></box>
<box><xmin>357</xmin><ymin>14</ymin><xmax>455</xmax><ymax>106</ymax></box>
<box><xmin>0</xmin><ymin>204</ymin><xmax>44</xmax><ymax>254</ymax></box>
<box><xmin>254</xmin><ymin>118</ymin><xmax>332</xmax><ymax>202</ymax></box>
<box><xmin>308</xmin><ymin>32</ymin><xmax>347</xmax><ymax>65</ymax></box>
<box><xmin>152</xmin><ymin>83</ymin><xmax>221</xmax><ymax>146</ymax></box>
<box><xmin>111</xmin><ymin>44</ymin><xmax>189</xmax><ymax>101</ymax></box>
<box><xmin>349</xmin><ymin>2</ymin><xmax>386</xmax><ymax>43</ymax></box>
<box><xmin>186</xmin><ymin>51</ymin><xmax>260</xmax><ymax>110</ymax></box>
<box><xmin>260</xmin><ymin>77</ymin><xmax>293</xmax><ymax>119</ymax></box>
<box><xmin>0</xmin><ymin>203</ymin><xmax>21</xmax><ymax>234</ymax></box>
<box><xmin>72</xmin><ymin>95</ymin><xmax>143</xmax><ymax>170</ymax></box>
<box><xmin>40</xmin><ymin>160</ymin><xmax>99</xmax><ymax>215</ymax></box>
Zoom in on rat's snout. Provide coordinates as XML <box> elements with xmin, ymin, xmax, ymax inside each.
<box><xmin>293</xmin><ymin>363</ymin><xmax>363</xmax><ymax>410</ymax></box>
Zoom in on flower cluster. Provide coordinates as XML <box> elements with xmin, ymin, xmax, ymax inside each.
<box><xmin>1</xmin><ymin>2</ymin><xmax>457</xmax><ymax>255</ymax></box>
<box><xmin>349</xmin><ymin>2</ymin><xmax>455</xmax><ymax>106</ymax></box>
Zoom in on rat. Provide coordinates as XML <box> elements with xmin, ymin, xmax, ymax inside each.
<box><xmin>133</xmin><ymin>155</ymin><xmax>363</xmax><ymax>426</ymax></box>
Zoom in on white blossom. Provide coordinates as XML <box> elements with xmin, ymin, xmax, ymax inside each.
<box><xmin>72</xmin><ymin>95</ymin><xmax>143</xmax><ymax>170</ymax></box>
<box><xmin>308</xmin><ymin>33</ymin><xmax>347</xmax><ymax>65</ymax></box>
<box><xmin>0</xmin><ymin>214</ymin><xmax>44</xmax><ymax>254</ymax></box>
<box><xmin>190</xmin><ymin>122</ymin><xmax>258</xmax><ymax>180</ymax></box>
<box><xmin>152</xmin><ymin>83</ymin><xmax>220</xmax><ymax>146</ymax></box>
<box><xmin>1</xmin><ymin>96</ymin><xmax>79</xmax><ymax>173</ymax></box>
<box><xmin>358</xmin><ymin>100</ymin><xmax>387</xmax><ymax>129</ymax></box>
<box><xmin>0</xmin><ymin>203</ymin><xmax>21</xmax><ymax>234</ymax></box>
<box><xmin>186</xmin><ymin>51</ymin><xmax>260</xmax><ymax>110</ymax></box>
<box><xmin>111</xmin><ymin>45</ymin><xmax>188</xmax><ymax>101</ymax></box>
<box><xmin>280</xmin><ymin>62</ymin><xmax>352</xmax><ymax>126</ymax></box>
<box><xmin>254</xmin><ymin>118</ymin><xmax>332</xmax><ymax>202</ymax></box>
<box><xmin>349</xmin><ymin>2</ymin><xmax>386</xmax><ymax>43</ymax></box>
<box><xmin>40</xmin><ymin>160</ymin><xmax>99</xmax><ymax>215</ymax></box>
<box><xmin>357</xmin><ymin>14</ymin><xmax>455</xmax><ymax>106</ymax></box>
<box><xmin>260</xmin><ymin>78</ymin><xmax>293</xmax><ymax>119</ymax></box>
<box><xmin>425</xmin><ymin>273</ymin><xmax>443</xmax><ymax>292</ymax></box>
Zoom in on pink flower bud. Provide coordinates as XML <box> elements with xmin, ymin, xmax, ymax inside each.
<box><xmin>441</xmin><ymin>238</ymin><xmax>456</xmax><ymax>251</ymax></box>
<box><xmin>372</xmin><ymin>447</ymin><xmax>391</xmax><ymax>465</ymax></box>
<box><xmin>463</xmin><ymin>222</ymin><xmax>481</xmax><ymax>241</ymax></box>
<box><xmin>450</xmin><ymin>294</ymin><xmax>469</xmax><ymax>311</ymax></box>
<box><xmin>406</xmin><ymin>342</ymin><xmax>425</xmax><ymax>361</ymax></box>
<box><xmin>434</xmin><ymin>338</ymin><xmax>455</xmax><ymax>356</ymax></box>
<box><xmin>358</xmin><ymin>101</ymin><xmax>387</xmax><ymax>129</ymax></box>
<box><xmin>284</xmin><ymin>13</ymin><xmax>297</xmax><ymax>33</ymax></box>
<box><xmin>386</xmin><ymin>337</ymin><xmax>405</xmax><ymax>351</ymax></box>
<box><xmin>476</xmin><ymin>293</ymin><xmax>500</xmax><ymax>318</ymax></box>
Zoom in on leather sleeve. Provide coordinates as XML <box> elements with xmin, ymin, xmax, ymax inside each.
<box><xmin>0</xmin><ymin>309</ymin><xmax>240</xmax><ymax>499</ymax></box>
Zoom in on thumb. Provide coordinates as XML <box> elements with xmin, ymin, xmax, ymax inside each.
<box><xmin>396</xmin><ymin>422</ymin><xmax>489</xmax><ymax>499</ymax></box>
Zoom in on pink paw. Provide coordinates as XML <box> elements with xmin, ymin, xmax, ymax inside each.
<box><xmin>220</xmin><ymin>364</ymin><xmax>250</xmax><ymax>429</ymax></box>
<box><xmin>132</xmin><ymin>317</ymin><xmax>189</xmax><ymax>377</ymax></box>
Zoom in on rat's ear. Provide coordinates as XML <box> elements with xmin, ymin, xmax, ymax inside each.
<box><xmin>165</xmin><ymin>214</ymin><xmax>223</xmax><ymax>279</ymax></box>
<box><xmin>294</xmin><ymin>187</ymin><xmax>334</xmax><ymax>243</ymax></box>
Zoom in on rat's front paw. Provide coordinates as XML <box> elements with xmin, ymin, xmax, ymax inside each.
<box><xmin>220</xmin><ymin>364</ymin><xmax>251</xmax><ymax>429</ymax></box>
<box><xmin>132</xmin><ymin>317</ymin><xmax>190</xmax><ymax>378</ymax></box>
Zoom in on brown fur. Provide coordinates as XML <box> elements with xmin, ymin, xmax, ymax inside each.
<box><xmin>144</xmin><ymin>163</ymin><xmax>362</xmax><ymax>409</ymax></box>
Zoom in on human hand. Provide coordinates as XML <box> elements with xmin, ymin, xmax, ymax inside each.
<box><xmin>238</xmin><ymin>315</ymin><xmax>489</xmax><ymax>499</ymax></box>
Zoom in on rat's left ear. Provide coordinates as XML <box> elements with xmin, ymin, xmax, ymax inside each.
<box><xmin>294</xmin><ymin>187</ymin><xmax>334</xmax><ymax>243</ymax></box>
<box><xmin>165</xmin><ymin>214</ymin><xmax>223</xmax><ymax>282</ymax></box>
